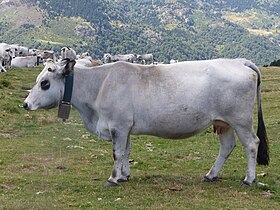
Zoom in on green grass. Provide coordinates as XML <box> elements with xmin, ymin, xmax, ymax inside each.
<box><xmin>1</xmin><ymin>66</ymin><xmax>280</xmax><ymax>209</ymax></box>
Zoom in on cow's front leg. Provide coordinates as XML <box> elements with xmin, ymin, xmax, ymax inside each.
<box><xmin>0</xmin><ymin>64</ymin><xmax>6</xmax><ymax>72</ymax></box>
<box><xmin>118</xmin><ymin>137</ymin><xmax>131</xmax><ymax>182</ymax></box>
<box><xmin>105</xmin><ymin>128</ymin><xmax>130</xmax><ymax>186</ymax></box>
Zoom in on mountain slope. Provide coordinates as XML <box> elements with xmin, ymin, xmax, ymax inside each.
<box><xmin>0</xmin><ymin>0</ymin><xmax>280</xmax><ymax>65</ymax></box>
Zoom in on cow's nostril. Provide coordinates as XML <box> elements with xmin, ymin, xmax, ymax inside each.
<box><xmin>23</xmin><ymin>102</ymin><xmax>29</xmax><ymax>110</ymax></box>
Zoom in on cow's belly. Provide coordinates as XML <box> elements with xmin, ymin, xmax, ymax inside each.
<box><xmin>131</xmin><ymin>108</ymin><xmax>212</xmax><ymax>139</ymax></box>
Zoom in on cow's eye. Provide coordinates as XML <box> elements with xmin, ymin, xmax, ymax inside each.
<box><xmin>41</xmin><ymin>80</ymin><xmax>50</xmax><ymax>90</ymax></box>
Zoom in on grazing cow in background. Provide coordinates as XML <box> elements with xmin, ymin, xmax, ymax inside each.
<box><xmin>136</xmin><ymin>53</ymin><xmax>154</xmax><ymax>64</ymax></box>
<box><xmin>28</xmin><ymin>49</ymin><xmax>43</xmax><ymax>65</ymax></box>
<box><xmin>28</xmin><ymin>48</ymin><xmax>38</xmax><ymax>56</ymax></box>
<box><xmin>75</xmin><ymin>57</ymin><xmax>102</xmax><ymax>68</ymax></box>
<box><xmin>170</xmin><ymin>59</ymin><xmax>179</xmax><ymax>64</ymax></box>
<box><xmin>102</xmin><ymin>53</ymin><xmax>112</xmax><ymax>63</ymax></box>
<box><xmin>102</xmin><ymin>53</ymin><xmax>136</xmax><ymax>63</ymax></box>
<box><xmin>23</xmin><ymin>58</ymin><xmax>269</xmax><ymax>187</ymax></box>
<box><xmin>11</xmin><ymin>56</ymin><xmax>37</xmax><ymax>68</ymax></box>
<box><xmin>10</xmin><ymin>44</ymin><xmax>29</xmax><ymax>57</ymax></box>
<box><xmin>9</xmin><ymin>44</ymin><xmax>19</xmax><ymax>57</ymax></box>
<box><xmin>76</xmin><ymin>52</ymin><xmax>91</xmax><ymax>59</ymax></box>
<box><xmin>61</xmin><ymin>47</ymin><xmax>77</xmax><ymax>60</ymax></box>
<box><xmin>81</xmin><ymin>52</ymin><xmax>90</xmax><ymax>57</ymax></box>
<box><xmin>0</xmin><ymin>43</ymin><xmax>17</xmax><ymax>72</ymax></box>
<box><xmin>18</xmin><ymin>46</ymin><xmax>29</xmax><ymax>57</ymax></box>
<box><xmin>34</xmin><ymin>50</ymin><xmax>56</xmax><ymax>63</ymax></box>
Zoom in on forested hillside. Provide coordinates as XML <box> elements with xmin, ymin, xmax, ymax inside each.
<box><xmin>1</xmin><ymin>0</ymin><xmax>280</xmax><ymax>65</ymax></box>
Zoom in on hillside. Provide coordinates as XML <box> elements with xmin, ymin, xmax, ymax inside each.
<box><xmin>0</xmin><ymin>0</ymin><xmax>280</xmax><ymax>65</ymax></box>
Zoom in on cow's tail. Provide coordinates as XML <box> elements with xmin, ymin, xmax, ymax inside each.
<box><xmin>243</xmin><ymin>59</ymin><xmax>269</xmax><ymax>165</ymax></box>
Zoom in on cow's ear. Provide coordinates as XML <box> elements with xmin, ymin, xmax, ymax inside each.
<box><xmin>62</xmin><ymin>59</ymin><xmax>76</xmax><ymax>76</ymax></box>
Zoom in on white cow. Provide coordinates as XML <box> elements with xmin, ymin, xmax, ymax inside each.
<box><xmin>136</xmin><ymin>53</ymin><xmax>154</xmax><ymax>64</ymax></box>
<box><xmin>61</xmin><ymin>47</ymin><xmax>77</xmax><ymax>60</ymax></box>
<box><xmin>36</xmin><ymin>50</ymin><xmax>57</xmax><ymax>62</ymax></box>
<box><xmin>102</xmin><ymin>53</ymin><xmax>136</xmax><ymax>63</ymax></box>
<box><xmin>0</xmin><ymin>43</ymin><xmax>17</xmax><ymax>72</ymax></box>
<box><xmin>11</xmin><ymin>56</ymin><xmax>37</xmax><ymax>68</ymax></box>
<box><xmin>18</xmin><ymin>46</ymin><xmax>29</xmax><ymax>57</ymax></box>
<box><xmin>9</xmin><ymin>44</ymin><xmax>28</xmax><ymax>57</ymax></box>
<box><xmin>23</xmin><ymin>58</ymin><xmax>269</xmax><ymax>187</ymax></box>
<box><xmin>170</xmin><ymin>59</ymin><xmax>179</xmax><ymax>64</ymax></box>
<box><xmin>9</xmin><ymin>44</ymin><xmax>20</xmax><ymax>57</ymax></box>
<box><xmin>28</xmin><ymin>48</ymin><xmax>38</xmax><ymax>56</ymax></box>
<box><xmin>81</xmin><ymin>52</ymin><xmax>90</xmax><ymax>57</ymax></box>
<box><xmin>75</xmin><ymin>58</ymin><xmax>102</xmax><ymax>68</ymax></box>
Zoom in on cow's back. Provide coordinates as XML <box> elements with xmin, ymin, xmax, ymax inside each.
<box><xmin>75</xmin><ymin>60</ymin><xmax>258</xmax><ymax>139</ymax></box>
<box><xmin>104</xmin><ymin>60</ymin><xmax>258</xmax><ymax>138</ymax></box>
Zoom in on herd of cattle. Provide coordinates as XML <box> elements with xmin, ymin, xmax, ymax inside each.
<box><xmin>0</xmin><ymin>42</ymin><xmax>173</xmax><ymax>72</ymax></box>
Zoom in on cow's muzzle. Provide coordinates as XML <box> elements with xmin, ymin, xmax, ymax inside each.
<box><xmin>23</xmin><ymin>102</ymin><xmax>30</xmax><ymax>110</ymax></box>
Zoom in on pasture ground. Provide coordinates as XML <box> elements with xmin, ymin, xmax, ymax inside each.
<box><xmin>0</xmin><ymin>65</ymin><xmax>280</xmax><ymax>209</ymax></box>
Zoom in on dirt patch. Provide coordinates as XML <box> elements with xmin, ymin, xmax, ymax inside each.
<box><xmin>0</xmin><ymin>133</ymin><xmax>17</xmax><ymax>138</ymax></box>
<box><xmin>0</xmin><ymin>183</ymin><xmax>17</xmax><ymax>190</ymax></box>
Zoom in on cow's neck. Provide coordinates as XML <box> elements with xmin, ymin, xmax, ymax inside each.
<box><xmin>70</xmin><ymin>67</ymin><xmax>106</xmax><ymax>134</ymax></box>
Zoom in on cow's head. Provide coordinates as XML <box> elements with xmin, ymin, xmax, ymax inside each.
<box><xmin>4</xmin><ymin>48</ymin><xmax>13</xmax><ymax>60</ymax></box>
<box><xmin>102</xmin><ymin>53</ymin><xmax>112</xmax><ymax>63</ymax></box>
<box><xmin>28</xmin><ymin>49</ymin><xmax>37</xmax><ymax>56</ymax></box>
<box><xmin>23</xmin><ymin>59</ymin><xmax>76</xmax><ymax>111</ymax></box>
<box><xmin>9</xmin><ymin>45</ymin><xmax>19</xmax><ymax>58</ymax></box>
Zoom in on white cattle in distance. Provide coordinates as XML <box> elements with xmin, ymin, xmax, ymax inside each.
<box><xmin>9</xmin><ymin>44</ymin><xmax>29</xmax><ymax>57</ymax></box>
<box><xmin>170</xmin><ymin>59</ymin><xmax>179</xmax><ymax>64</ymax></box>
<box><xmin>102</xmin><ymin>53</ymin><xmax>136</xmax><ymax>63</ymax></box>
<box><xmin>81</xmin><ymin>52</ymin><xmax>90</xmax><ymax>57</ymax></box>
<box><xmin>35</xmin><ymin>50</ymin><xmax>57</xmax><ymax>63</ymax></box>
<box><xmin>136</xmin><ymin>53</ymin><xmax>154</xmax><ymax>64</ymax></box>
<box><xmin>28</xmin><ymin>48</ymin><xmax>38</xmax><ymax>56</ymax></box>
<box><xmin>75</xmin><ymin>57</ymin><xmax>102</xmax><ymax>68</ymax></box>
<box><xmin>11</xmin><ymin>56</ymin><xmax>38</xmax><ymax>68</ymax></box>
<box><xmin>61</xmin><ymin>47</ymin><xmax>77</xmax><ymax>60</ymax></box>
<box><xmin>0</xmin><ymin>43</ymin><xmax>18</xmax><ymax>72</ymax></box>
<box><xmin>18</xmin><ymin>46</ymin><xmax>29</xmax><ymax>57</ymax></box>
<box><xmin>9</xmin><ymin>44</ymin><xmax>20</xmax><ymax>57</ymax></box>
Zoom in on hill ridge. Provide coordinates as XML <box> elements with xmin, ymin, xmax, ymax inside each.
<box><xmin>0</xmin><ymin>0</ymin><xmax>280</xmax><ymax>65</ymax></box>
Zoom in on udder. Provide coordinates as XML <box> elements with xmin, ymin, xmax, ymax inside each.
<box><xmin>213</xmin><ymin>120</ymin><xmax>230</xmax><ymax>135</ymax></box>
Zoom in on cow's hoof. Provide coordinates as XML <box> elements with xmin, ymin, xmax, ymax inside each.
<box><xmin>105</xmin><ymin>180</ymin><xmax>118</xmax><ymax>187</ymax></box>
<box><xmin>118</xmin><ymin>176</ymin><xmax>130</xmax><ymax>183</ymax></box>
<box><xmin>203</xmin><ymin>176</ymin><xmax>219</xmax><ymax>182</ymax></box>
<box><xmin>241</xmin><ymin>181</ymin><xmax>251</xmax><ymax>186</ymax></box>
<box><xmin>241</xmin><ymin>180</ymin><xmax>253</xmax><ymax>187</ymax></box>
<box><xmin>242</xmin><ymin>178</ymin><xmax>255</xmax><ymax>187</ymax></box>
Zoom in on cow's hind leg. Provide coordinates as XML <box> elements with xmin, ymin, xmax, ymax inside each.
<box><xmin>105</xmin><ymin>127</ymin><xmax>130</xmax><ymax>186</ymax></box>
<box><xmin>235</xmin><ymin>126</ymin><xmax>259</xmax><ymax>185</ymax></box>
<box><xmin>204</xmin><ymin>128</ymin><xmax>236</xmax><ymax>182</ymax></box>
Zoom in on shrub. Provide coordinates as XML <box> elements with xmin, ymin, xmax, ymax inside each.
<box><xmin>270</xmin><ymin>59</ymin><xmax>280</xmax><ymax>66</ymax></box>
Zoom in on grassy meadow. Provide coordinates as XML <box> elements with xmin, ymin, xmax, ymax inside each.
<box><xmin>0</xmin><ymin>65</ymin><xmax>280</xmax><ymax>209</ymax></box>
